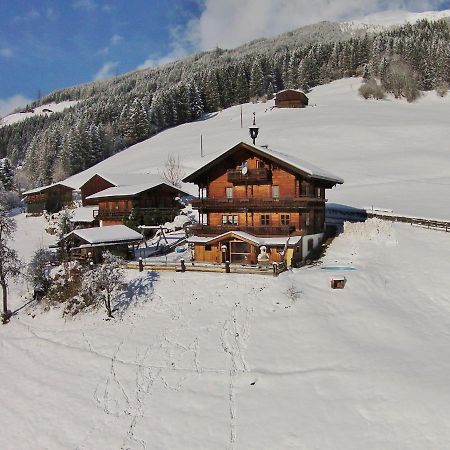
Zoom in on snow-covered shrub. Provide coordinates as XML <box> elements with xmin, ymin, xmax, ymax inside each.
<box><xmin>359</xmin><ymin>79</ymin><xmax>386</xmax><ymax>100</ymax></box>
<box><xmin>27</xmin><ymin>248</ymin><xmax>56</xmax><ymax>297</ymax></box>
<box><xmin>436</xmin><ymin>83</ymin><xmax>448</xmax><ymax>97</ymax></box>
<box><xmin>81</xmin><ymin>251</ymin><xmax>126</xmax><ymax>318</ymax></box>
<box><xmin>0</xmin><ymin>190</ymin><xmax>21</xmax><ymax>210</ymax></box>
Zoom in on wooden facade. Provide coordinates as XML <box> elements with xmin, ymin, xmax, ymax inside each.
<box><xmin>94</xmin><ymin>185</ymin><xmax>183</xmax><ymax>227</ymax></box>
<box><xmin>24</xmin><ymin>183</ymin><xmax>74</xmax><ymax>213</ymax></box>
<box><xmin>184</xmin><ymin>142</ymin><xmax>342</xmax><ymax>265</ymax></box>
<box><xmin>80</xmin><ymin>174</ymin><xmax>115</xmax><ymax>206</ymax></box>
<box><xmin>274</xmin><ymin>89</ymin><xmax>309</xmax><ymax>108</ymax></box>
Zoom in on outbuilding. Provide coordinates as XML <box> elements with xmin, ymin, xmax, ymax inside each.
<box><xmin>23</xmin><ymin>182</ymin><xmax>74</xmax><ymax>214</ymax></box>
<box><xmin>274</xmin><ymin>89</ymin><xmax>309</xmax><ymax>108</ymax></box>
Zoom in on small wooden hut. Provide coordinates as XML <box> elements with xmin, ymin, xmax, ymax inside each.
<box><xmin>23</xmin><ymin>182</ymin><xmax>74</xmax><ymax>214</ymax></box>
<box><xmin>274</xmin><ymin>89</ymin><xmax>309</xmax><ymax>108</ymax></box>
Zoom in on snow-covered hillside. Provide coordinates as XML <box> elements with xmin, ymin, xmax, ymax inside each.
<box><xmin>66</xmin><ymin>78</ymin><xmax>450</xmax><ymax>220</ymax></box>
<box><xmin>0</xmin><ymin>100</ymin><xmax>79</xmax><ymax>127</ymax></box>
<box><xmin>341</xmin><ymin>8</ymin><xmax>450</xmax><ymax>31</ymax></box>
<box><xmin>2</xmin><ymin>218</ymin><xmax>450</xmax><ymax>449</ymax></box>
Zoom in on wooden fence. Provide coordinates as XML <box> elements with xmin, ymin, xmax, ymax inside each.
<box><xmin>366</xmin><ymin>211</ymin><xmax>450</xmax><ymax>232</ymax></box>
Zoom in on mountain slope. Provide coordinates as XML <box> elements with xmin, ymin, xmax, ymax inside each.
<box><xmin>65</xmin><ymin>78</ymin><xmax>450</xmax><ymax>220</ymax></box>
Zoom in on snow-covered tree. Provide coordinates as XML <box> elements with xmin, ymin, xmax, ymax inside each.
<box><xmin>82</xmin><ymin>251</ymin><xmax>125</xmax><ymax>318</ymax></box>
<box><xmin>0</xmin><ymin>211</ymin><xmax>21</xmax><ymax>324</ymax></box>
<box><xmin>0</xmin><ymin>158</ymin><xmax>14</xmax><ymax>191</ymax></box>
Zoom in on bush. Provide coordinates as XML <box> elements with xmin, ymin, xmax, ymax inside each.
<box><xmin>0</xmin><ymin>190</ymin><xmax>21</xmax><ymax>210</ymax></box>
<box><xmin>384</xmin><ymin>60</ymin><xmax>420</xmax><ymax>102</ymax></box>
<box><xmin>359</xmin><ymin>79</ymin><xmax>386</xmax><ymax>100</ymax></box>
<box><xmin>436</xmin><ymin>83</ymin><xmax>449</xmax><ymax>97</ymax></box>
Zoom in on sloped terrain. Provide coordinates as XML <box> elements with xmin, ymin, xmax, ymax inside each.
<box><xmin>2</xmin><ymin>219</ymin><xmax>450</xmax><ymax>449</ymax></box>
<box><xmin>66</xmin><ymin>78</ymin><xmax>450</xmax><ymax>219</ymax></box>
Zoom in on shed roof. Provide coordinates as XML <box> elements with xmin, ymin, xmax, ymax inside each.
<box><xmin>66</xmin><ymin>225</ymin><xmax>143</xmax><ymax>245</ymax></box>
<box><xmin>80</xmin><ymin>172</ymin><xmax>165</xmax><ymax>189</ymax></box>
<box><xmin>183</xmin><ymin>141</ymin><xmax>343</xmax><ymax>185</ymax></box>
<box><xmin>187</xmin><ymin>231</ymin><xmax>302</xmax><ymax>247</ymax></box>
<box><xmin>275</xmin><ymin>89</ymin><xmax>307</xmax><ymax>96</ymax></box>
<box><xmin>23</xmin><ymin>182</ymin><xmax>75</xmax><ymax>195</ymax></box>
<box><xmin>69</xmin><ymin>206</ymin><xmax>98</xmax><ymax>223</ymax></box>
<box><xmin>85</xmin><ymin>179</ymin><xmax>186</xmax><ymax>200</ymax></box>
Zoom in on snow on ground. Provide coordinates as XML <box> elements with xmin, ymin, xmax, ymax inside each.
<box><xmin>2</xmin><ymin>219</ymin><xmax>450</xmax><ymax>449</ymax></box>
<box><xmin>65</xmin><ymin>78</ymin><xmax>450</xmax><ymax>220</ymax></box>
<box><xmin>0</xmin><ymin>100</ymin><xmax>79</xmax><ymax>127</ymax></box>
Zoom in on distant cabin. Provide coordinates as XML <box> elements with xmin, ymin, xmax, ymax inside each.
<box><xmin>85</xmin><ymin>178</ymin><xmax>187</xmax><ymax>227</ymax></box>
<box><xmin>23</xmin><ymin>182</ymin><xmax>74</xmax><ymax>214</ymax></box>
<box><xmin>274</xmin><ymin>89</ymin><xmax>309</xmax><ymax>108</ymax></box>
<box><xmin>80</xmin><ymin>172</ymin><xmax>172</xmax><ymax>206</ymax></box>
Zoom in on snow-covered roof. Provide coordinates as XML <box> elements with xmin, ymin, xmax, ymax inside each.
<box><xmin>187</xmin><ymin>231</ymin><xmax>302</xmax><ymax>247</ymax></box>
<box><xmin>23</xmin><ymin>182</ymin><xmax>75</xmax><ymax>195</ymax></box>
<box><xmin>183</xmin><ymin>141</ymin><xmax>343</xmax><ymax>185</ymax></box>
<box><xmin>66</xmin><ymin>225</ymin><xmax>143</xmax><ymax>244</ymax></box>
<box><xmin>275</xmin><ymin>89</ymin><xmax>307</xmax><ymax>96</ymax></box>
<box><xmin>81</xmin><ymin>172</ymin><xmax>166</xmax><ymax>189</ymax></box>
<box><xmin>85</xmin><ymin>180</ymin><xmax>184</xmax><ymax>200</ymax></box>
<box><xmin>69</xmin><ymin>206</ymin><xmax>99</xmax><ymax>223</ymax></box>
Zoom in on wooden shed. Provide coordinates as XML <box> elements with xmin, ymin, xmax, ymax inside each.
<box><xmin>23</xmin><ymin>182</ymin><xmax>74</xmax><ymax>214</ymax></box>
<box><xmin>274</xmin><ymin>89</ymin><xmax>309</xmax><ymax>108</ymax></box>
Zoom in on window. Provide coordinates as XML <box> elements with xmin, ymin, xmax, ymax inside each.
<box><xmin>301</xmin><ymin>182</ymin><xmax>309</xmax><ymax>197</ymax></box>
<box><xmin>256</xmin><ymin>160</ymin><xmax>265</xmax><ymax>168</ymax></box>
<box><xmin>205</xmin><ymin>244</ymin><xmax>212</xmax><ymax>251</ymax></box>
<box><xmin>226</xmin><ymin>187</ymin><xmax>233</xmax><ymax>199</ymax></box>
<box><xmin>272</xmin><ymin>185</ymin><xmax>279</xmax><ymax>199</ymax></box>
<box><xmin>316</xmin><ymin>187</ymin><xmax>322</xmax><ymax>198</ymax></box>
<box><xmin>222</xmin><ymin>215</ymin><xmax>238</xmax><ymax>225</ymax></box>
<box><xmin>307</xmin><ymin>239</ymin><xmax>314</xmax><ymax>251</ymax></box>
<box><xmin>281</xmin><ymin>214</ymin><xmax>290</xmax><ymax>225</ymax></box>
<box><xmin>261</xmin><ymin>214</ymin><xmax>270</xmax><ymax>225</ymax></box>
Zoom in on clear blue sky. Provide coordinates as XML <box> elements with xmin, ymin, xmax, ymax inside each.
<box><xmin>1</xmin><ymin>0</ymin><xmax>449</xmax><ymax>114</ymax></box>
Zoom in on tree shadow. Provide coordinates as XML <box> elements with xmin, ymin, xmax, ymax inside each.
<box><xmin>114</xmin><ymin>271</ymin><xmax>160</xmax><ymax>317</ymax></box>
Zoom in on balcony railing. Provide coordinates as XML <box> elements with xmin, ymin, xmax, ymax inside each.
<box><xmin>227</xmin><ymin>168</ymin><xmax>271</xmax><ymax>183</ymax></box>
<box><xmin>95</xmin><ymin>207</ymin><xmax>180</xmax><ymax>220</ymax></box>
<box><xmin>191</xmin><ymin>196</ymin><xmax>325</xmax><ymax>210</ymax></box>
<box><xmin>189</xmin><ymin>225</ymin><xmax>296</xmax><ymax>236</ymax></box>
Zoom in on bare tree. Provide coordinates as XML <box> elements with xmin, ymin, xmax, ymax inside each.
<box><xmin>161</xmin><ymin>153</ymin><xmax>185</xmax><ymax>188</ymax></box>
<box><xmin>0</xmin><ymin>211</ymin><xmax>22</xmax><ymax>324</ymax></box>
<box><xmin>82</xmin><ymin>251</ymin><xmax>125</xmax><ymax>318</ymax></box>
<box><xmin>385</xmin><ymin>60</ymin><xmax>420</xmax><ymax>102</ymax></box>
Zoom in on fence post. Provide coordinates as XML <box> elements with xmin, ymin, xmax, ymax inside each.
<box><xmin>225</xmin><ymin>261</ymin><xmax>230</xmax><ymax>273</ymax></box>
<box><xmin>138</xmin><ymin>257</ymin><xmax>143</xmax><ymax>272</ymax></box>
<box><xmin>180</xmin><ymin>258</ymin><xmax>186</xmax><ymax>272</ymax></box>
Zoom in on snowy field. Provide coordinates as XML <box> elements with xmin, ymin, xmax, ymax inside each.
<box><xmin>0</xmin><ymin>100</ymin><xmax>79</xmax><ymax>127</ymax></box>
<box><xmin>2</xmin><ymin>218</ymin><xmax>450</xmax><ymax>449</ymax></box>
<box><xmin>65</xmin><ymin>78</ymin><xmax>450</xmax><ymax>220</ymax></box>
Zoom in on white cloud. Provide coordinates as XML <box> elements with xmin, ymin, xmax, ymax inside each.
<box><xmin>110</xmin><ymin>34</ymin><xmax>123</xmax><ymax>45</ymax></box>
<box><xmin>0</xmin><ymin>48</ymin><xmax>13</xmax><ymax>58</ymax></box>
<box><xmin>184</xmin><ymin>0</ymin><xmax>447</xmax><ymax>50</ymax></box>
<box><xmin>93</xmin><ymin>61</ymin><xmax>119</xmax><ymax>80</ymax></box>
<box><xmin>0</xmin><ymin>94</ymin><xmax>33</xmax><ymax>118</ymax></box>
<box><xmin>73</xmin><ymin>0</ymin><xmax>97</xmax><ymax>11</ymax></box>
<box><xmin>137</xmin><ymin>45</ymin><xmax>188</xmax><ymax>70</ymax></box>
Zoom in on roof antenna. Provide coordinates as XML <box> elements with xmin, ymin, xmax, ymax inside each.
<box><xmin>249</xmin><ymin>112</ymin><xmax>259</xmax><ymax>145</ymax></box>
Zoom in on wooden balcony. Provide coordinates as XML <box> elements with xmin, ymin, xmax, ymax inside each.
<box><xmin>227</xmin><ymin>168</ymin><xmax>271</xmax><ymax>183</ymax></box>
<box><xmin>95</xmin><ymin>207</ymin><xmax>180</xmax><ymax>220</ymax></box>
<box><xmin>191</xmin><ymin>196</ymin><xmax>325</xmax><ymax>211</ymax></box>
<box><xmin>189</xmin><ymin>225</ymin><xmax>296</xmax><ymax>237</ymax></box>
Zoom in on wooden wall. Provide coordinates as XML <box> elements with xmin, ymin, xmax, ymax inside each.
<box><xmin>81</xmin><ymin>175</ymin><xmax>115</xmax><ymax>206</ymax></box>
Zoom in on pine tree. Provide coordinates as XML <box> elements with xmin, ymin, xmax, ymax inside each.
<box><xmin>249</xmin><ymin>58</ymin><xmax>265</xmax><ymax>99</ymax></box>
<box><xmin>0</xmin><ymin>158</ymin><xmax>14</xmax><ymax>191</ymax></box>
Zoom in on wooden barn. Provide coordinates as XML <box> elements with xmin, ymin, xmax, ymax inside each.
<box><xmin>23</xmin><ymin>182</ymin><xmax>74</xmax><ymax>214</ymax></box>
<box><xmin>80</xmin><ymin>173</ymin><xmax>167</xmax><ymax>206</ymax></box>
<box><xmin>62</xmin><ymin>225</ymin><xmax>143</xmax><ymax>262</ymax></box>
<box><xmin>274</xmin><ymin>89</ymin><xmax>309</xmax><ymax>108</ymax></box>
<box><xmin>183</xmin><ymin>141</ymin><xmax>343</xmax><ymax>266</ymax></box>
<box><xmin>85</xmin><ymin>177</ymin><xmax>187</xmax><ymax>227</ymax></box>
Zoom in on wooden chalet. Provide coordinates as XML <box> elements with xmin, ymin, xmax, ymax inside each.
<box><xmin>62</xmin><ymin>225</ymin><xmax>143</xmax><ymax>262</ymax></box>
<box><xmin>274</xmin><ymin>89</ymin><xmax>309</xmax><ymax>108</ymax></box>
<box><xmin>23</xmin><ymin>182</ymin><xmax>74</xmax><ymax>214</ymax></box>
<box><xmin>85</xmin><ymin>177</ymin><xmax>187</xmax><ymax>227</ymax></box>
<box><xmin>183</xmin><ymin>141</ymin><xmax>343</xmax><ymax>266</ymax></box>
<box><xmin>80</xmin><ymin>172</ymin><xmax>167</xmax><ymax>206</ymax></box>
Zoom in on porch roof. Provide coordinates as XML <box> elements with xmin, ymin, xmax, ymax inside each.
<box><xmin>187</xmin><ymin>231</ymin><xmax>301</xmax><ymax>247</ymax></box>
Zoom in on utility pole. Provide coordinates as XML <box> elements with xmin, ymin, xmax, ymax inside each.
<box><xmin>240</xmin><ymin>105</ymin><xmax>243</xmax><ymax>128</ymax></box>
<box><xmin>200</xmin><ymin>134</ymin><xmax>203</xmax><ymax>157</ymax></box>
